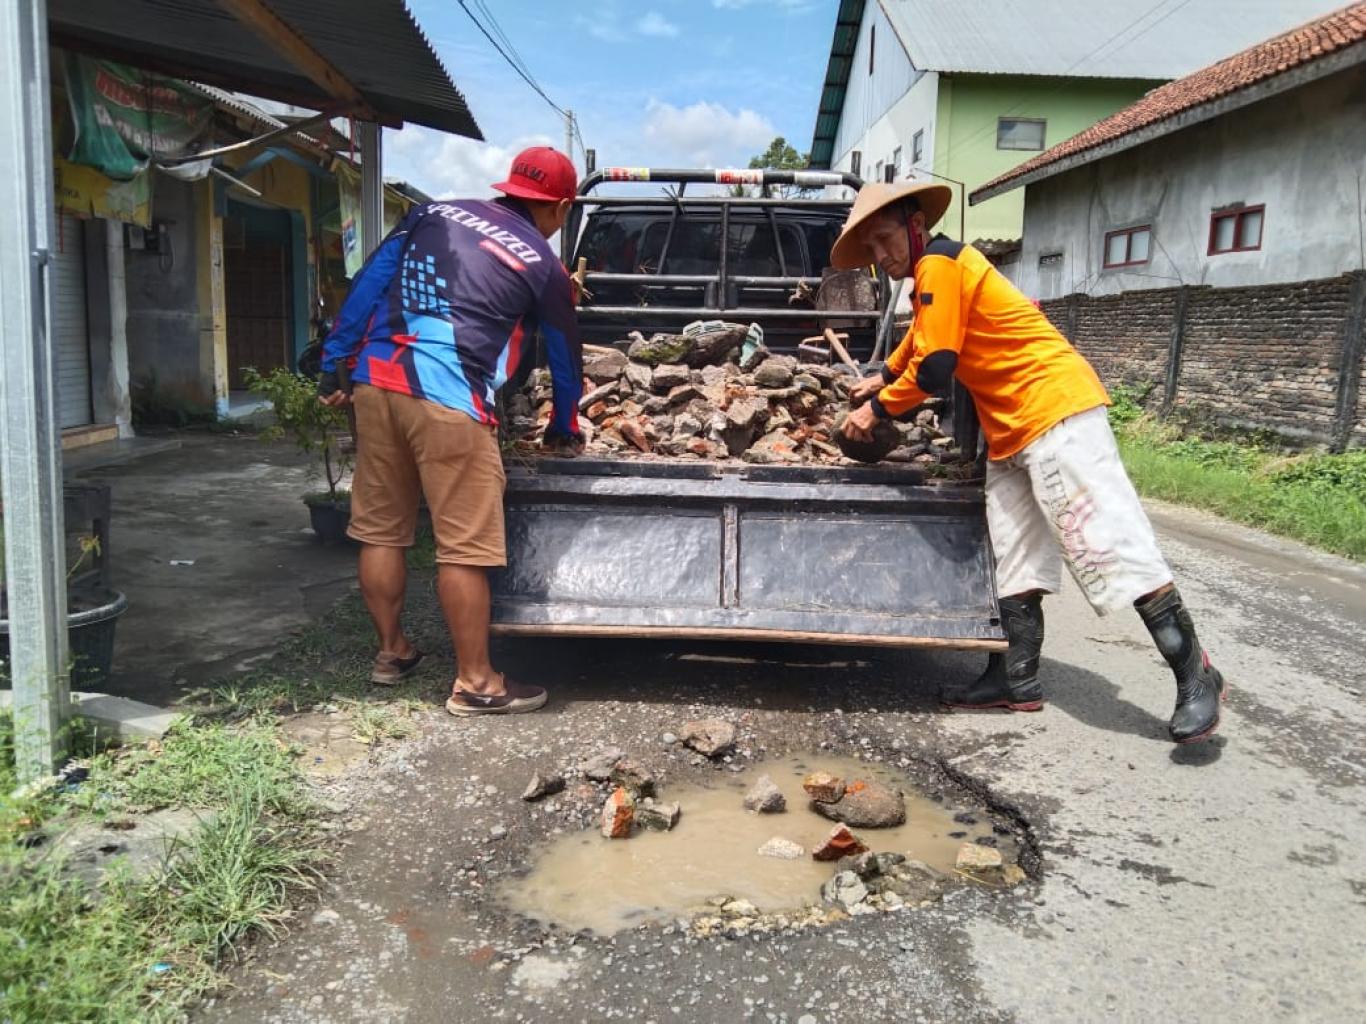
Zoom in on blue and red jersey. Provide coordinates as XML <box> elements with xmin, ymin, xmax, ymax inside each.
<box><xmin>322</xmin><ymin>196</ymin><xmax>582</xmax><ymax>439</ymax></box>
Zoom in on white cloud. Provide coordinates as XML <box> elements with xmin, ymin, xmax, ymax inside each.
<box><xmin>383</xmin><ymin>125</ymin><xmax>557</xmax><ymax>201</ymax></box>
<box><xmin>636</xmin><ymin>12</ymin><xmax>680</xmax><ymax>37</ymax></box>
<box><xmin>712</xmin><ymin>0</ymin><xmax>817</xmax><ymax>10</ymax></box>
<box><xmin>578</xmin><ymin>17</ymin><xmax>627</xmax><ymax>43</ymax></box>
<box><xmin>641</xmin><ymin>99</ymin><xmax>775</xmax><ymax>168</ymax></box>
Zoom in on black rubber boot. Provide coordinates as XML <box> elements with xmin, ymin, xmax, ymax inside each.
<box><xmin>942</xmin><ymin>594</ymin><xmax>1045</xmax><ymax>711</ymax></box>
<box><xmin>1136</xmin><ymin>588</ymin><xmax>1226</xmax><ymax>743</ymax></box>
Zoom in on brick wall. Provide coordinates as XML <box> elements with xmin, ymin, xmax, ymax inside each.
<box><xmin>1041</xmin><ymin>272</ymin><xmax>1366</xmax><ymax>448</ymax></box>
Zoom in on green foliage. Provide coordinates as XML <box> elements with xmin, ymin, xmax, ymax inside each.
<box><xmin>1268</xmin><ymin>448</ymin><xmax>1366</xmax><ymax>493</ymax></box>
<box><xmin>243</xmin><ymin>367</ymin><xmax>352</xmax><ymax>499</ymax></box>
<box><xmin>731</xmin><ymin>136</ymin><xmax>814</xmax><ymax>198</ymax></box>
<box><xmin>1113</xmin><ymin>410</ymin><xmax>1366</xmax><ymax>560</ymax></box>
<box><xmin>747</xmin><ymin>136</ymin><xmax>808</xmax><ymax>172</ymax></box>
<box><xmin>1106</xmin><ymin>382</ymin><xmax>1156</xmax><ymax>429</ymax></box>
<box><xmin>0</xmin><ymin>713</ymin><xmax>324</xmax><ymax>1021</ymax></box>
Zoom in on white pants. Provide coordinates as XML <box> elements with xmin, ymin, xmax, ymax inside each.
<box><xmin>986</xmin><ymin>406</ymin><xmax>1172</xmax><ymax>616</ymax></box>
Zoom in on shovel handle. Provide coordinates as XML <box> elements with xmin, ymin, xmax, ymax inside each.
<box><xmin>823</xmin><ymin>328</ymin><xmax>862</xmax><ymax>376</ymax></box>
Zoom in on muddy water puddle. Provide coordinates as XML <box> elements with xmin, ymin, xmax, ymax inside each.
<box><xmin>501</xmin><ymin>754</ymin><xmax>1010</xmax><ymax>935</ymax></box>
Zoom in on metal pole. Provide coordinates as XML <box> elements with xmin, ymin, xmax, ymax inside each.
<box><xmin>359</xmin><ymin>121</ymin><xmax>382</xmax><ymax>257</ymax></box>
<box><xmin>0</xmin><ymin>0</ymin><xmax>71</xmax><ymax>781</ymax></box>
<box><xmin>564</xmin><ymin>109</ymin><xmax>574</xmax><ymax>167</ymax></box>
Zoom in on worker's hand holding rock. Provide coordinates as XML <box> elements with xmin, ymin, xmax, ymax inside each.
<box><xmin>848</xmin><ymin>373</ymin><xmax>884</xmax><ymax>408</ymax></box>
<box><xmin>841</xmin><ymin>401</ymin><xmax>879</xmax><ymax>443</ymax></box>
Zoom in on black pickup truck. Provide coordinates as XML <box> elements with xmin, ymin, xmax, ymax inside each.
<box><xmin>562</xmin><ymin>167</ymin><xmax>891</xmax><ymax>358</ymax></box>
<box><xmin>490</xmin><ymin>168</ymin><xmax>1001</xmax><ymax>652</ymax></box>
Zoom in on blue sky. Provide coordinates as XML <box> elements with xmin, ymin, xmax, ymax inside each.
<box><xmin>384</xmin><ymin>0</ymin><xmax>837</xmax><ymax>199</ymax></box>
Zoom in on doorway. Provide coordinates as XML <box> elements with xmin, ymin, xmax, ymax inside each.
<box><xmin>223</xmin><ymin>200</ymin><xmax>294</xmax><ymax>391</ymax></box>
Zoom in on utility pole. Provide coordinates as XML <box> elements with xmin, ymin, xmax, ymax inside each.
<box><xmin>564</xmin><ymin>108</ymin><xmax>575</xmax><ymax>166</ymax></box>
<box><xmin>0</xmin><ymin>0</ymin><xmax>71</xmax><ymax>782</ymax></box>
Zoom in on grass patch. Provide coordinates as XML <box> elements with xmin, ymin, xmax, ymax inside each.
<box><xmin>1111</xmin><ymin>386</ymin><xmax>1366</xmax><ymax>560</ymax></box>
<box><xmin>1</xmin><ymin>539</ymin><xmax>449</xmax><ymax>1019</ymax></box>
<box><xmin>0</xmin><ymin>712</ymin><xmax>326</xmax><ymax>1021</ymax></box>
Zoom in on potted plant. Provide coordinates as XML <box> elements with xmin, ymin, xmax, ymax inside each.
<box><xmin>1</xmin><ymin>507</ymin><xmax>128</xmax><ymax>689</ymax></box>
<box><xmin>243</xmin><ymin>366</ymin><xmax>354</xmax><ymax>544</ymax></box>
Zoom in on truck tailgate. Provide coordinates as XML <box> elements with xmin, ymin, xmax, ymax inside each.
<box><xmin>491</xmin><ymin>459</ymin><xmax>1005</xmax><ymax>650</ymax></box>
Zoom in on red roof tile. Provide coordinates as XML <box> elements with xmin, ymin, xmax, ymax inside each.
<box><xmin>972</xmin><ymin>3</ymin><xmax>1366</xmax><ymax>201</ymax></box>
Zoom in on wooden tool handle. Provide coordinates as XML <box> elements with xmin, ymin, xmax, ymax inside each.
<box><xmin>824</xmin><ymin>328</ymin><xmax>862</xmax><ymax>375</ymax></box>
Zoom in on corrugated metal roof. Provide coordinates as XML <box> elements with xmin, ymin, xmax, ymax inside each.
<box><xmin>972</xmin><ymin>3</ymin><xmax>1366</xmax><ymax>202</ymax></box>
<box><xmin>881</xmin><ymin>0</ymin><xmax>1351</xmax><ymax>78</ymax></box>
<box><xmin>809</xmin><ymin>0</ymin><xmax>866</xmax><ymax>169</ymax></box>
<box><xmin>48</xmin><ymin>0</ymin><xmax>482</xmax><ymax>139</ymax></box>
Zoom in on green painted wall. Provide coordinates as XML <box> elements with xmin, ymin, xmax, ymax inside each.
<box><xmin>933</xmin><ymin>74</ymin><xmax>1160</xmax><ymax>243</ymax></box>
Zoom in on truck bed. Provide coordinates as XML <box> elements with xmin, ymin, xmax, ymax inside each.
<box><xmin>490</xmin><ymin>457</ymin><xmax>1005</xmax><ymax>650</ymax></box>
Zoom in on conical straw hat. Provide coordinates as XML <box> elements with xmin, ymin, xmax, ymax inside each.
<box><xmin>830</xmin><ymin>181</ymin><xmax>953</xmax><ymax>270</ymax></box>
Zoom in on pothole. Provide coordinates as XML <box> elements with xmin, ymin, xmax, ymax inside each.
<box><xmin>499</xmin><ymin>753</ymin><xmax>1027</xmax><ymax>937</ymax></box>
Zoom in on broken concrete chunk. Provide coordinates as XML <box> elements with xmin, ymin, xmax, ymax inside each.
<box><xmin>672</xmin><ymin>412</ymin><xmax>703</xmax><ymax>438</ymax></box>
<box><xmin>955</xmin><ymin>842</ymin><xmax>1004</xmax><ymax>873</ymax></box>
<box><xmin>802</xmin><ymin>771</ymin><xmax>846</xmax><ymax>804</ymax></box>
<box><xmin>753</xmin><ymin>360</ymin><xmax>795</xmax><ymax>389</ymax></box>
<box><xmin>756</xmin><ymin>836</ymin><xmax>805</xmax><ymax>860</ymax></box>
<box><xmin>835</xmin><ymin>850</ymin><xmax>882</xmax><ymax>880</ymax></box>
<box><xmin>628</xmin><ymin>332</ymin><xmax>694</xmax><ymax>366</ymax></box>
<box><xmin>812</xmin><ymin>778</ymin><xmax>907</xmax><ymax>828</ymax></box>
<box><xmin>636</xmin><ymin>799</ymin><xmax>681</xmax><ymax>831</ymax></box>
<box><xmin>608</xmin><ymin>759</ymin><xmax>656</xmax><ymax>798</ymax></box>
<box><xmin>651</xmin><ymin>363</ymin><xmax>691</xmax><ymax>392</ymax></box>
<box><xmin>577</xmin><ymin>380</ymin><xmax>618</xmax><ymax>412</ymax></box>
<box><xmin>584</xmin><ymin>348</ymin><xmax>629</xmax><ymax>384</ymax></box>
<box><xmin>624</xmin><ymin>360</ymin><xmax>654</xmax><ymax>391</ymax></box>
<box><xmin>741</xmin><ymin>430</ymin><xmax>799</xmax><ymax>465</ymax></box>
<box><xmin>521</xmin><ymin>772</ymin><xmax>566</xmax><ymax>802</ymax></box>
<box><xmin>821</xmin><ymin>870</ymin><xmax>870</xmax><ymax>911</ymax></box>
<box><xmin>666</xmin><ymin>384</ymin><xmax>705</xmax><ymax>407</ymax></box>
<box><xmin>743</xmin><ymin>775</ymin><xmax>786</xmax><ymax>814</ymax></box>
<box><xmin>617</xmin><ymin>419</ymin><xmax>652</xmax><ymax>453</ymax></box>
<box><xmin>683</xmin><ymin>325</ymin><xmax>747</xmax><ymax>368</ymax></box>
<box><xmin>579</xmin><ymin>747</ymin><xmax>625</xmax><ymax>781</ymax></box>
<box><xmin>812</xmin><ymin>824</ymin><xmax>869</xmax><ymax>862</ymax></box>
<box><xmin>600</xmin><ymin>787</ymin><xmax>635</xmax><ymax>839</ymax></box>
<box><xmin>679</xmin><ymin>719</ymin><xmax>736</xmax><ymax>758</ymax></box>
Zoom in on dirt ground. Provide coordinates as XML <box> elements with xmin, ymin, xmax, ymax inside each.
<box><xmin>72</xmin><ymin>437</ymin><xmax>1366</xmax><ymax>1023</ymax></box>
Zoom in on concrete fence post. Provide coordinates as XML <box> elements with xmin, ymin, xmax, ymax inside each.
<box><xmin>1161</xmin><ymin>286</ymin><xmax>1192</xmax><ymax>416</ymax></box>
<box><xmin>1332</xmin><ymin>270</ymin><xmax>1366</xmax><ymax>452</ymax></box>
<box><xmin>1064</xmin><ymin>293</ymin><xmax>1081</xmax><ymax>343</ymax></box>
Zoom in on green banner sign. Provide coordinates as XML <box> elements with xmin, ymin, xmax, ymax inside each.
<box><xmin>64</xmin><ymin>57</ymin><xmax>213</xmax><ymax>181</ymax></box>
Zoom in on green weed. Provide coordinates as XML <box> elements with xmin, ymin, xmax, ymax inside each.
<box><xmin>1108</xmin><ymin>395</ymin><xmax>1366</xmax><ymax>560</ymax></box>
<box><xmin>0</xmin><ymin>713</ymin><xmax>325</xmax><ymax>1020</ymax></box>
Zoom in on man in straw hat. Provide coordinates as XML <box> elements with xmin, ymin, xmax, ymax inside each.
<box><xmin>834</xmin><ymin>181</ymin><xmax>1226</xmax><ymax>743</ymax></box>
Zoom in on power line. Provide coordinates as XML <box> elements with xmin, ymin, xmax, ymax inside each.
<box><xmin>455</xmin><ymin>0</ymin><xmax>568</xmax><ymax>119</ymax></box>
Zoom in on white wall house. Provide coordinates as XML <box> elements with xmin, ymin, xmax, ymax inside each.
<box><xmin>973</xmin><ymin>15</ymin><xmax>1366</xmax><ymax>297</ymax></box>
<box><xmin>809</xmin><ymin>0</ymin><xmax>1351</xmax><ymax>245</ymax></box>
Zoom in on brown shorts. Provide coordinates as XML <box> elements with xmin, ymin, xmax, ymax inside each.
<box><xmin>347</xmin><ymin>384</ymin><xmax>507</xmax><ymax>566</ymax></box>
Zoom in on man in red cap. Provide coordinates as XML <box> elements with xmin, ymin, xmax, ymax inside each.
<box><xmin>319</xmin><ymin>146</ymin><xmax>583</xmax><ymax>716</ymax></box>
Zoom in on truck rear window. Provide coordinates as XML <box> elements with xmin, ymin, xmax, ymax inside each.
<box><xmin>577</xmin><ymin>211</ymin><xmax>832</xmax><ymax>278</ymax></box>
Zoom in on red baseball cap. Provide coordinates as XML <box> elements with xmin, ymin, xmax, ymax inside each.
<box><xmin>492</xmin><ymin>146</ymin><xmax>577</xmax><ymax>203</ymax></box>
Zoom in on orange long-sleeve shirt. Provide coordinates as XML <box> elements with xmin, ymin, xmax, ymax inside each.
<box><xmin>873</xmin><ymin>237</ymin><xmax>1109</xmax><ymax>460</ymax></box>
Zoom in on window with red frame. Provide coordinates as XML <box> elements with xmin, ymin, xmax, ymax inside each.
<box><xmin>1103</xmin><ymin>225</ymin><xmax>1151</xmax><ymax>268</ymax></box>
<box><xmin>1209</xmin><ymin>205</ymin><xmax>1264</xmax><ymax>254</ymax></box>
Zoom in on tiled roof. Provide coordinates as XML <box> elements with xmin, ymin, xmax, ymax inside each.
<box><xmin>971</xmin><ymin>2</ymin><xmax>1366</xmax><ymax>202</ymax></box>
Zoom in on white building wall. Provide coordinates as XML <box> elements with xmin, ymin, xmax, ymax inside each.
<box><xmin>830</xmin><ymin>0</ymin><xmax>922</xmax><ymax>172</ymax></box>
<box><xmin>1013</xmin><ymin>67</ymin><xmax>1366</xmax><ymax>298</ymax></box>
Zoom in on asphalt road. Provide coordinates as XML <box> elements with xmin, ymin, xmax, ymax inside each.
<box><xmin>199</xmin><ymin>498</ymin><xmax>1365</xmax><ymax>1024</ymax></box>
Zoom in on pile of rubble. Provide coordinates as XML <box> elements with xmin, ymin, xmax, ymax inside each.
<box><xmin>504</xmin><ymin>323</ymin><xmax>954</xmax><ymax>465</ymax></box>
